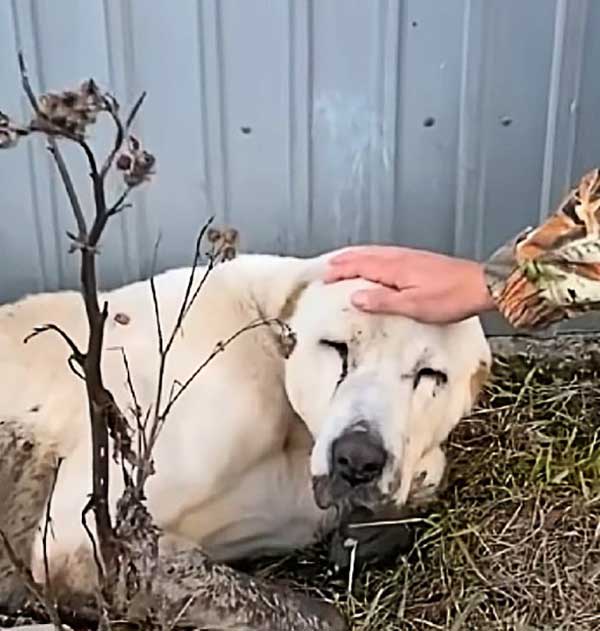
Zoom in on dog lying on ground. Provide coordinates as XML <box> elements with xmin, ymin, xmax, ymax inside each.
<box><xmin>0</xmin><ymin>249</ymin><xmax>491</xmax><ymax>627</ymax></box>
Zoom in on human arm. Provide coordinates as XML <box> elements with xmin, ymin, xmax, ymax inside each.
<box><xmin>482</xmin><ymin>168</ymin><xmax>600</xmax><ymax>329</ymax></box>
<box><xmin>323</xmin><ymin>247</ymin><xmax>495</xmax><ymax>324</ymax></box>
<box><xmin>324</xmin><ymin>169</ymin><xmax>600</xmax><ymax>330</ymax></box>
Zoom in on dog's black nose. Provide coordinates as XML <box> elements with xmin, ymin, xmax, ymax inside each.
<box><xmin>331</xmin><ymin>431</ymin><xmax>387</xmax><ymax>486</ymax></box>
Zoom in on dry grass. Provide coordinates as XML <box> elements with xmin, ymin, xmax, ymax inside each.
<box><xmin>1</xmin><ymin>340</ymin><xmax>598</xmax><ymax>630</ymax></box>
<box><xmin>251</xmin><ymin>342</ymin><xmax>600</xmax><ymax>630</ymax></box>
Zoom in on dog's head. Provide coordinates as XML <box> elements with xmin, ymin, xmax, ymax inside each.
<box><xmin>279</xmin><ymin>265</ymin><xmax>490</xmax><ymax>515</ymax></box>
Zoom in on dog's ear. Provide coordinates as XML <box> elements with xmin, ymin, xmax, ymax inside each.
<box><xmin>277</xmin><ymin>280</ymin><xmax>309</xmax><ymax>322</ymax></box>
<box><xmin>272</xmin><ymin>280</ymin><xmax>310</xmax><ymax>359</ymax></box>
<box><xmin>271</xmin><ymin>254</ymin><xmax>334</xmax><ymax>359</ymax></box>
<box><xmin>466</xmin><ymin>359</ymin><xmax>491</xmax><ymax>412</ymax></box>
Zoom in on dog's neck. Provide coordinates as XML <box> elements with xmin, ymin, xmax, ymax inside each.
<box><xmin>221</xmin><ymin>253</ymin><xmax>325</xmax><ymax>321</ymax></box>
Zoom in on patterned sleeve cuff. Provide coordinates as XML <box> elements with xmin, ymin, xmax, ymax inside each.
<box><xmin>482</xmin><ymin>169</ymin><xmax>600</xmax><ymax>331</ymax></box>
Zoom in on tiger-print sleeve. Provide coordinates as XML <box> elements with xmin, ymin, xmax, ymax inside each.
<box><xmin>483</xmin><ymin>168</ymin><xmax>600</xmax><ymax>330</ymax></box>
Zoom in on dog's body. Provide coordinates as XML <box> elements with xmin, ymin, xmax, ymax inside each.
<box><xmin>0</xmin><ymin>250</ymin><xmax>491</xmax><ymax>597</ymax></box>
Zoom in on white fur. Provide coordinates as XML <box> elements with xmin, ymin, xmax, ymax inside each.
<box><xmin>0</xmin><ymin>250</ymin><xmax>490</xmax><ymax>591</ymax></box>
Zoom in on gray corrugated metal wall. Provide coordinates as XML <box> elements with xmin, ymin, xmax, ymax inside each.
<box><xmin>1</xmin><ymin>0</ymin><xmax>600</xmax><ymax>334</ymax></box>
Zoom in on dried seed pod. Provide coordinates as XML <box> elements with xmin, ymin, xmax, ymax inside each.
<box><xmin>278</xmin><ymin>327</ymin><xmax>297</xmax><ymax>359</ymax></box>
<box><xmin>123</xmin><ymin>155</ymin><xmax>155</xmax><ymax>186</ymax></box>
<box><xmin>128</xmin><ymin>135</ymin><xmax>141</xmax><ymax>152</ymax></box>
<box><xmin>207</xmin><ymin>228</ymin><xmax>222</xmax><ymax>244</ymax></box>
<box><xmin>205</xmin><ymin>225</ymin><xmax>240</xmax><ymax>260</ymax></box>
<box><xmin>119</xmin><ymin>135</ymin><xmax>156</xmax><ymax>187</ymax></box>
<box><xmin>80</xmin><ymin>79</ymin><xmax>104</xmax><ymax>111</ymax></box>
<box><xmin>0</xmin><ymin>128</ymin><xmax>19</xmax><ymax>149</ymax></box>
<box><xmin>0</xmin><ymin>111</ymin><xmax>28</xmax><ymax>149</ymax></box>
<box><xmin>221</xmin><ymin>245</ymin><xmax>237</xmax><ymax>261</ymax></box>
<box><xmin>38</xmin><ymin>93</ymin><xmax>59</xmax><ymax>115</ymax></box>
<box><xmin>223</xmin><ymin>227</ymin><xmax>239</xmax><ymax>246</ymax></box>
<box><xmin>136</xmin><ymin>150</ymin><xmax>155</xmax><ymax>172</ymax></box>
<box><xmin>61</xmin><ymin>91</ymin><xmax>78</xmax><ymax>108</ymax></box>
<box><xmin>34</xmin><ymin>79</ymin><xmax>109</xmax><ymax>138</ymax></box>
<box><xmin>116</xmin><ymin>153</ymin><xmax>132</xmax><ymax>171</ymax></box>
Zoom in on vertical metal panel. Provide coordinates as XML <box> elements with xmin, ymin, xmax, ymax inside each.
<box><xmin>476</xmin><ymin>1</ymin><xmax>557</xmax><ymax>261</ymax></box>
<box><xmin>286</xmin><ymin>0</ymin><xmax>312</xmax><ymax>254</ymax></box>
<box><xmin>1</xmin><ymin>0</ymin><xmax>600</xmax><ymax>333</ymax></box>
<box><xmin>539</xmin><ymin>0</ymin><xmax>588</xmax><ymax>224</ymax></box>
<box><xmin>116</xmin><ymin>0</ymin><xmax>217</xmax><ymax>278</ymax></box>
<box><xmin>573</xmin><ymin>0</ymin><xmax>600</xmax><ymax>182</ymax></box>
<box><xmin>394</xmin><ymin>0</ymin><xmax>468</xmax><ymax>255</ymax></box>
<box><xmin>0</xmin><ymin>1</ymin><xmax>46</xmax><ymax>301</ymax></box>
<box><xmin>217</xmin><ymin>0</ymin><xmax>292</xmax><ymax>253</ymax></box>
<box><xmin>310</xmin><ymin>0</ymin><xmax>388</xmax><ymax>252</ymax></box>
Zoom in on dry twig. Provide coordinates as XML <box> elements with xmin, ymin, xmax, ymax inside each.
<box><xmin>0</xmin><ymin>461</ymin><xmax>65</xmax><ymax>631</ymax></box>
<box><xmin>1</xmin><ymin>54</ymin><xmax>344</xmax><ymax>631</ymax></box>
<box><xmin>10</xmin><ymin>52</ymin><xmax>153</xmax><ymax>599</ymax></box>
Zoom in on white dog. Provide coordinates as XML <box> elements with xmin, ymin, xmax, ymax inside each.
<box><xmin>0</xmin><ymin>250</ymin><xmax>490</xmax><ymax>596</ymax></box>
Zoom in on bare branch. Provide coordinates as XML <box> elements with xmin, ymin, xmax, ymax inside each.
<box><xmin>106</xmin><ymin>187</ymin><xmax>132</xmax><ymax>217</ymax></box>
<box><xmin>181</xmin><ymin>252</ymin><xmax>217</xmax><ymax>324</ymax></box>
<box><xmin>81</xmin><ymin>499</ymin><xmax>105</xmax><ymax>585</ymax></box>
<box><xmin>100</xmin><ymin>91</ymin><xmax>146</xmax><ymax>180</ymax></box>
<box><xmin>18</xmin><ymin>51</ymin><xmax>41</xmax><ymax>115</ymax></box>
<box><xmin>18</xmin><ymin>52</ymin><xmax>102</xmax><ymax>211</ymax></box>
<box><xmin>150</xmin><ymin>274</ymin><xmax>165</xmax><ymax>357</ymax></box>
<box><xmin>179</xmin><ymin>223</ymin><xmax>239</xmax><ymax>325</ymax></box>
<box><xmin>110</xmin><ymin>345</ymin><xmax>149</xmax><ymax>481</ymax></box>
<box><xmin>166</xmin><ymin>217</ymin><xmax>214</xmax><ymax>352</ymax></box>
<box><xmin>42</xmin><ymin>459</ymin><xmax>64</xmax><ymax>609</ymax></box>
<box><xmin>4</xmin><ymin>54</ymin><xmax>346</xmax><ymax>631</ymax></box>
<box><xmin>15</xmin><ymin>52</ymin><xmax>125</xmax><ymax>592</ymax></box>
<box><xmin>135</xmin><ymin>222</ymin><xmax>219</xmax><ymax>489</ymax></box>
<box><xmin>161</xmin><ymin>318</ymin><xmax>284</xmax><ymax>420</ymax></box>
<box><xmin>28</xmin><ymin>115</ymin><xmax>102</xmax><ymax>201</ymax></box>
<box><xmin>109</xmin><ymin>345</ymin><xmax>142</xmax><ymax>428</ymax></box>
<box><xmin>23</xmin><ymin>323</ymin><xmax>84</xmax><ymax>365</ymax></box>
<box><xmin>105</xmin><ymin>202</ymin><xmax>131</xmax><ymax>219</ymax></box>
<box><xmin>47</xmin><ymin>141</ymin><xmax>87</xmax><ymax>240</ymax></box>
<box><xmin>0</xmin><ymin>529</ymin><xmax>64</xmax><ymax>630</ymax></box>
<box><xmin>132</xmin><ymin>222</ymin><xmax>246</xmax><ymax>492</ymax></box>
<box><xmin>77</xmin><ymin>138</ymin><xmax>101</xmax><ymax>184</ymax></box>
<box><xmin>125</xmin><ymin>91</ymin><xmax>147</xmax><ymax>129</ymax></box>
<box><xmin>67</xmin><ymin>355</ymin><xmax>86</xmax><ymax>380</ymax></box>
<box><xmin>99</xmin><ymin>97</ymin><xmax>124</xmax><ymax>180</ymax></box>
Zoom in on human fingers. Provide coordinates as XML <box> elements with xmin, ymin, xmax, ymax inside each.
<box><xmin>328</xmin><ymin>245</ymin><xmax>405</xmax><ymax>266</ymax></box>
<box><xmin>328</xmin><ymin>247</ymin><xmax>369</xmax><ymax>265</ymax></box>
<box><xmin>322</xmin><ymin>264</ymin><xmax>363</xmax><ymax>283</ymax></box>
<box><xmin>322</xmin><ymin>257</ymin><xmax>402</xmax><ymax>287</ymax></box>
<box><xmin>351</xmin><ymin>287</ymin><xmax>420</xmax><ymax>318</ymax></box>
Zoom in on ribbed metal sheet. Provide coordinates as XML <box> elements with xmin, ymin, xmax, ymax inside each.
<box><xmin>1</xmin><ymin>0</ymin><xmax>599</xmax><ymax>333</ymax></box>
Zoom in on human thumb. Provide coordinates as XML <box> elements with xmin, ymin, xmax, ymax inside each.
<box><xmin>351</xmin><ymin>287</ymin><xmax>416</xmax><ymax>317</ymax></box>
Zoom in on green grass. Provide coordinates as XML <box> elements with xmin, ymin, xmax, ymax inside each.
<box><xmin>253</xmin><ymin>344</ymin><xmax>600</xmax><ymax>630</ymax></box>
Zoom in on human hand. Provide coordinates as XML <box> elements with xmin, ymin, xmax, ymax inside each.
<box><xmin>323</xmin><ymin>246</ymin><xmax>496</xmax><ymax>324</ymax></box>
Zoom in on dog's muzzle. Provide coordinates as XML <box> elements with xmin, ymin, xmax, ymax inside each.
<box><xmin>312</xmin><ymin>429</ymin><xmax>388</xmax><ymax>510</ymax></box>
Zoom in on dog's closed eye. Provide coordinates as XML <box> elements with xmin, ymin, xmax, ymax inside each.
<box><xmin>413</xmin><ymin>367</ymin><xmax>447</xmax><ymax>389</ymax></box>
<box><xmin>319</xmin><ymin>339</ymin><xmax>349</xmax><ymax>358</ymax></box>
<box><xmin>319</xmin><ymin>339</ymin><xmax>349</xmax><ymax>389</ymax></box>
